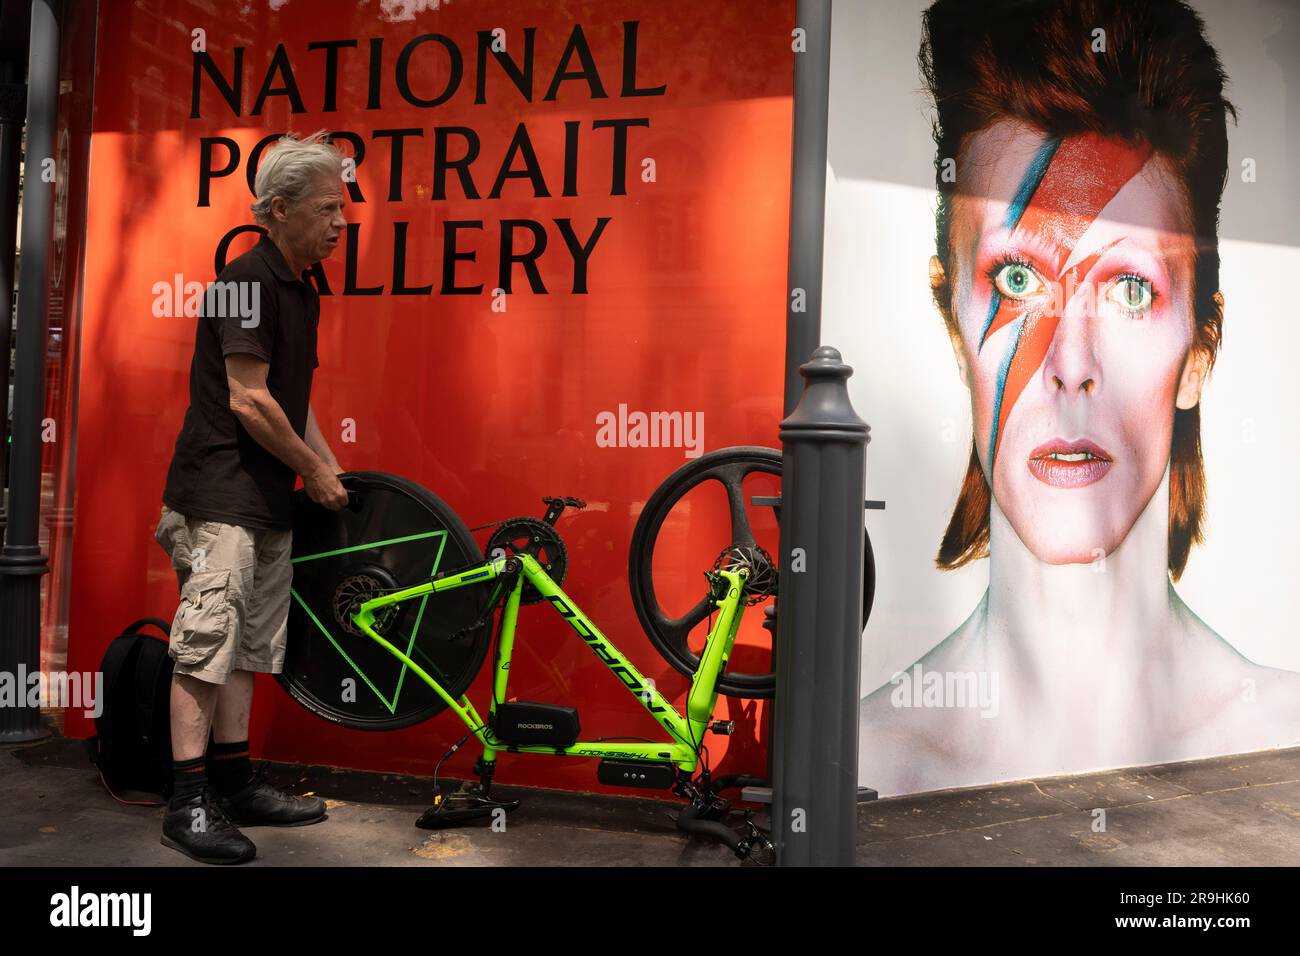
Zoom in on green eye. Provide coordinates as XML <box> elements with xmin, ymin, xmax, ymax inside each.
<box><xmin>1107</xmin><ymin>276</ymin><xmax>1153</xmax><ymax>312</ymax></box>
<box><xmin>993</xmin><ymin>262</ymin><xmax>1044</xmax><ymax>299</ymax></box>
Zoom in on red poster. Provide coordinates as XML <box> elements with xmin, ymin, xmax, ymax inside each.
<box><xmin>65</xmin><ymin>0</ymin><xmax>793</xmax><ymax>793</ymax></box>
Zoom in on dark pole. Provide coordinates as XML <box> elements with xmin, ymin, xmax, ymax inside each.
<box><xmin>783</xmin><ymin>0</ymin><xmax>831</xmax><ymax>417</ymax></box>
<box><xmin>772</xmin><ymin>347</ymin><xmax>868</xmax><ymax>866</ymax></box>
<box><xmin>767</xmin><ymin>0</ymin><xmax>842</xmax><ymax>863</ymax></box>
<box><xmin>0</xmin><ymin>63</ymin><xmax>27</xmax><ymax>542</ymax></box>
<box><xmin>0</xmin><ymin>0</ymin><xmax>59</xmax><ymax>743</ymax></box>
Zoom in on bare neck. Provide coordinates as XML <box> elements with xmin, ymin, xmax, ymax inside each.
<box><xmin>267</xmin><ymin>230</ymin><xmax>307</xmax><ymax>277</ymax></box>
<box><xmin>984</xmin><ymin>466</ymin><xmax>1178</xmax><ymax>680</ymax></box>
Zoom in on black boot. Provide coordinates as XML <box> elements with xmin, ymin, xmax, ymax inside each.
<box><xmin>216</xmin><ymin>778</ymin><xmax>327</xmax><ymax>827</ymax></box>
<box><xmin>161</xmin><ymin>789</ymin><xmax>256</xmax><ymax>865</ymax></box>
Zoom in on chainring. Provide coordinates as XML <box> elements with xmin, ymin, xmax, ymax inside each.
<box><xmin>485</xmin><ymin>517</ymin><xmax>567</xmax><ymax>604</ymax></box>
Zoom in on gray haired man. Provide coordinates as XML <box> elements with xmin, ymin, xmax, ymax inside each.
<box><xmin>156</xmin><ymin>131</ymin><xmax>350</xmax><ymax>864</ymax></box>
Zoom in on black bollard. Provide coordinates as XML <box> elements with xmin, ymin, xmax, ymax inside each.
<box><xmin>0</xmin><ymin>61</ymin><xmax>25</xmax><ymax>542</ymax></box>
<box><xmin>772</xmin><ymin>345</ymin><xmax>869</xmax><ymax>866</ymax></box>
<box><xmin>0</xmin><ymin>0</ymin><xmax>59</xmax><ymax>743</ymax></box>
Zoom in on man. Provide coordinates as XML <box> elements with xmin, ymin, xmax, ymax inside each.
<box><xmin>155</xmin><ymin>131</ymin><xmax>350</xmax><ymax>864</ymax></box>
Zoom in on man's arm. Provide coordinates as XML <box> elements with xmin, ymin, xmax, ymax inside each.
<box><xmin>226</xmin><ymin>354</ymin><xmax>348</xmax><ymax>509</ymax></box>
<box><xmin>305</xmin><ymin>405</ymin><xmax>343</xmax><ymax>475</ymax></box>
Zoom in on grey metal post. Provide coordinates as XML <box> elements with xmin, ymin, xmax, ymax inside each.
<box><xmin>772</xmin><ymin>346</ymin><xmax>868</xmax><ymax>866</ymax></box>
<box><xmin>0</xmin><ymin>64</ymin><xmax>27</xmax><ymax>542</ymax></box>
<box><xmin>784</xmin><ymin>0</ymin><xmax>831</xmax><ymax>417</ymax></box>
<box><xmin>764</xmin><ymin>0</ymin><xmax>840</xmax><ymax>858</ymax></box>
<box><xmin>0</xmin><ymin>0</ymin><xmax>59</xmax><ymax>743</ymax></box>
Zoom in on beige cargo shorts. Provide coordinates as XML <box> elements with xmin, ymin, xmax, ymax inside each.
<box><xmin>154</xmin><ymin>504</ymin><xmax>294</xmax><ymax>685</ymax></box>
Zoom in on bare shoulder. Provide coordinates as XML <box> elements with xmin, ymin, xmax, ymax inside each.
<box><xmin>1170</xmin><ymin>598</ymin><xmax>1300</xmax><ymax>749</ymax></box>
<box><xmin>859</xmin><ymin>596</ymin><xmax>998</xmax><ymax>795</ymax></box>
<box><xmin>1244</xmin><ymin>665</ymin><xmax>1300</xmax><ymax>731</ymax></box>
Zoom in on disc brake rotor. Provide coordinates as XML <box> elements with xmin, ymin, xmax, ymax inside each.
<box><xmin>712</xmin><ymin>544</ymin><xmax>777</xmax><ymax>606</ymax></box>
<box><xmin>332</xmin><ymin>564</ymin><xmax>405</xmax><ymax>637</ymax></box>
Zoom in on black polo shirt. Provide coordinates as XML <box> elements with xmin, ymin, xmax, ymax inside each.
<box><xmin>162</xmin><ymin>233</ymin><xmax>320</xmax><ymax>530</ymax></box>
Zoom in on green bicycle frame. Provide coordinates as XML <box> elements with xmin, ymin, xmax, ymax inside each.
<box><xmin>352</xmin><ymin>553</ymin><xmax>749</xmax><ymax>774</ymax></box>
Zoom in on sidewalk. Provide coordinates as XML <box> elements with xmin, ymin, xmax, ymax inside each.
<box><xmin>2</xmin><ymin>733</ymin><xmax>1297</xmax><ymax>866</ymax></box>
<box><xmin>858</xmin><ymin>747</ymin><xmax>1300</xmax><ymax>866</ymax></box>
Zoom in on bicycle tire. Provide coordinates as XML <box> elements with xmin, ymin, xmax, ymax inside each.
<box><xmin>628</xmin><ymin>447</ymin><xmax>876</xmax><ymax>699</ymax></box>
<box><xmin>278</xmin><ymin>470</ymin><xmax>493</xmax><ymax>731</ymax></box>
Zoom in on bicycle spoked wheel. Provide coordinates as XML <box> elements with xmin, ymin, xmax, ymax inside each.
<box><xmin>629</xmin><ymin>447</ymin><xmax>876</xmax><ymax>699</ymax></box>
<box><xmin>279</xmin><ymin>471</ymin><xmax>494</xmax><ymax>731</ymax></box>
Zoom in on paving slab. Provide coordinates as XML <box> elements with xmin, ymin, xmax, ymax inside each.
<box><xmin>855</xmin><ymin>747</ymin><xmax>1300</xmax><ymax>867</ymax></box>
<box><xmin>4</xmin><ymin>734</ymin><xmax>1298</xmax><ymax>867</ymax></box>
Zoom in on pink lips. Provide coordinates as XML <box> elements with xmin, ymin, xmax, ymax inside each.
<box><xmin>1026</xmin><ymin>438</ymin><xmax>1113</xmax><ymax>488</ymax></box>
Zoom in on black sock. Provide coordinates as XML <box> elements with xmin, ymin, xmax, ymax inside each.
<box><xmin>171</xmin><ymin>756</ymin><xmax>206</xmax><ymax>807</ymax></box>
<box><xmin>208</xmin><ymin>740</ymin><xmax>254</xmax><ymax>796</ymax></box>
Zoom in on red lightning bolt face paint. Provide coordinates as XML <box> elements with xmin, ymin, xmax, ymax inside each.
<box><xmin>982</xmin><ymin>133</ymin><xmax>1153</xmax><ymax>469</ymax></box>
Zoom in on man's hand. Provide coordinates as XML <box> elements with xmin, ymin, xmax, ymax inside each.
<box><xmin>305</xmin><ymin>464</ymin><xmax>349</xmax><ymax>510</ymax></box>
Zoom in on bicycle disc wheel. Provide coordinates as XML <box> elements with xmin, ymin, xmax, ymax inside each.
<box><xmin>628</xmin><ymin>447</ymin><xmax>876</xmax><ymax>699</ymax></box>
<box><xmin>279</xmin><ymin>471</ymin><xmax>493</xmax><ymax>731</ymax></box>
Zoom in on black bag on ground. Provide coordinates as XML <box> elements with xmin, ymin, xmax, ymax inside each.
<box><xmin>85</xmin><ymin>617</ymin><xmax>175</xmax><ymax>803</ymax></box>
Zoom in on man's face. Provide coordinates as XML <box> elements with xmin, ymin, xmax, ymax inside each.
<box><xmin>946</xmin><ymin>121</ymin><xmax>1203</xmax><ymax>564</ymax></box>
<box><xmin>276</xmin><ymin>173</ymin><xmax>345</xmax><ymax>265</ymax></box>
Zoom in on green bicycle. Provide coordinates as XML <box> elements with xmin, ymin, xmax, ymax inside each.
<box><xmin>279</xmin><ymin>446</ymin><xmax>875</xmax><ymax>862</ymax></box>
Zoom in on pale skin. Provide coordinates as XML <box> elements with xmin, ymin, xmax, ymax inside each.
<box><xmin>859</xmin><ymin>122</ymin><xmax>1300</xmax><ymax>796</ymax></box>
<box><xmin>172</xmin><ymin>171</ymin><xmax>350</xmax><ymax>761</ymax></box>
